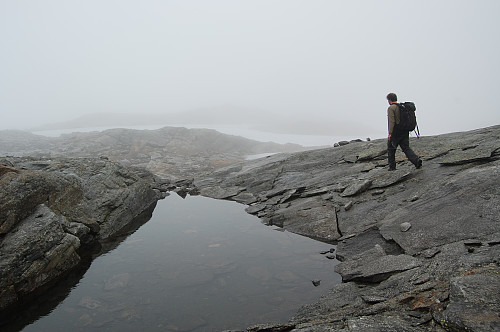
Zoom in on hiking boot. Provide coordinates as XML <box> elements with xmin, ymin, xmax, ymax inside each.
<box><xmin>416</xmin><ymin>159</ymin><xmax>423</xmax><ymax>169</ymax></box>
<box><xmin>388</xmin><ymin>167</ymin><xmax>396</xmax><ymax>171</ymax></box>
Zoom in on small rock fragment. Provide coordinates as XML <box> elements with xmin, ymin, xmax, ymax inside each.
<box><xmin>400</xmin><ymin>222</ymin><xmax>412</xmax><ymax>232</ymax></box>
<box><xmin>344</xmin><ymin>201</ymin><xmax>353</xmax><ymax>211</ymax></box>
<box><xmin>371</xmin><ymin>189</ymin><xmax>385</xmax><ymax>196</ymax></box>
<box><xmin>361</xmin><ymin>295</ymin><xmax>387</xmax><ymax>304</ymax></box>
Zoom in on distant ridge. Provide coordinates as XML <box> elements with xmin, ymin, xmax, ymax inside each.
<box><xmin>28</xmin><ymin>106</ymin><xmax>377</xmax><ymax>137</ymax></box>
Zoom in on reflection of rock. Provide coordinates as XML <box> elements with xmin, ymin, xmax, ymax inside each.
<box><xmin>165</xmin><ymin>314</ymin><xmax>207</xmax><ymax>332</ymax></box>
<box><xmin>77</xmin><ymin>313</ymin><xmax>93</xmax><ymax>327</ymax></box>
<box><xmin>79</xmin><ymin>296</ymin><xmax>102</xmax><ymax>309</ymax></box>
<box><xmin>104</xmin><ymin>273</ymin><xmax>131</xmax><ymax>290</ymax></box>
<box><xmin>274</xmin><ymin>270</ymin><xmax>300</xmax><ymax>284</ymax></box>
<box><xmin>247</xmin><ymin>267</ymin><xmax>271</xmax><ymax>281</ymax></box>
<box><xmin>174</xmin><ymin>269</ymin><xmax>215</xmax><ymax>287</ymax></box>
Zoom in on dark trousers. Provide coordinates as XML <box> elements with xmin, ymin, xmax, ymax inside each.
<box><xmin>387</xmin><ymin>131</ymin><xmax>420</xmax><ymax>169</ymax></box>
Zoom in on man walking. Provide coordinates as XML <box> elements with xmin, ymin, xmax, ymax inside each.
<box><xmin>387</xmin><ymin>93</ymin><xmax>422</xmax><ymax>170</ymax></box>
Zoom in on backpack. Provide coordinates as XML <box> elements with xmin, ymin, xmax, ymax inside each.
<box><xmin>397</xmin><ymin>102</ymin><xmax>419</xmax><ymax>136</ymax></box>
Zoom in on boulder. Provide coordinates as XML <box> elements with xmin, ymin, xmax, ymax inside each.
<box><xmin>0</xmin><ymin>205</ymin><xmax>80</xmax><ymax>308</ymax></box>
<box><xmin>0</xmin><ymin>156</ymin><xmax>162</xmax><ymax>311</ymax></box>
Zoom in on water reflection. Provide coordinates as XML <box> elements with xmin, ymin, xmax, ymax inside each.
<box><xmin>17</xmin><ymin>194</ymin><xmax>341</xmax><ymax>331</ymax></box>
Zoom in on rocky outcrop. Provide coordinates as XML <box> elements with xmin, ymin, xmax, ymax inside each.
<box><xmin>2</xmin><ymin>125</ymin><xmax>499</xmax><ymax>331</ymax></box>
<box><xmin>0</xmin><ymin>157</ymin><xmax>166</xmax><ymax>312</ymax></box>
<box><xmin>193</xmin><ymin>125</ymin><xmax>500</xmax><ymax>331</ymax></box>
<box><xmin>0</xmin><ymin>127</ymin><xmax>313</xmax><ymax>180</ymax></box>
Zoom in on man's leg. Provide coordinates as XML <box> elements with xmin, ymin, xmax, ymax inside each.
<box><xmin>387</xmin><ymin>139</ymin><xmax>397</xmax><ymax>170</ymax></box>
<box><xmin>400</xmin><ymin>134</ymin><xmax>421</xmax><ymax>168</ymax></box>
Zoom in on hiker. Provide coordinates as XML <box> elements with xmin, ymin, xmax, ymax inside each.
<box><xmin>386</xmin><ymin>92</ymin><xmax>422</xmax><ymax>171</ymax></box>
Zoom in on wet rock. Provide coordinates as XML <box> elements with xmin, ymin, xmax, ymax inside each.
<box><xmin>320</xmin><ymin>248</ymin><xmax>335</xmax><ymax>255</ymax></box>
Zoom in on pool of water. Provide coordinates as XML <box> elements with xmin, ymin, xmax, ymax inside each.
<box><xmin>17</xmin><ymin>194</ymin><xmax>341</xmax><ymax>331</ymax></box>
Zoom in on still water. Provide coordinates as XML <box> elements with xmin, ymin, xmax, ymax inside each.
<box><xmin>21</xmin><ymin>194</ymin><xmax>341</xmax><ymax>332</ymax></box>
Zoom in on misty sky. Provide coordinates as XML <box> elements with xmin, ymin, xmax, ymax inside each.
<box><xmin>1</xmin><ymin>1</ymin><xmax>499</xmax><ymax>138</ymax></box>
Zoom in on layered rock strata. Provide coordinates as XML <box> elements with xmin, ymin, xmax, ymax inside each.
<box><xmin>193</xmin><ymin>125</ymin><xmax>500</xmax><ymax>331</ymax></box>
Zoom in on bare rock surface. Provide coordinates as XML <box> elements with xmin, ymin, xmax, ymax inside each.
<box><xmin>1</xmin><ymin>125</ymin><xmax>500</xmax><ymax>331</ymax></box>
<box><xmin>190</xmin><ymin>125</ymin><xmax>500</xmax><ymax>331</ymax></box>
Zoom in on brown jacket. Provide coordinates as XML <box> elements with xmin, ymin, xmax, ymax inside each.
<box><xmin>387</xmin><ymin>104</ymin><xmax>400</xmax><ymax>135</ymax></box>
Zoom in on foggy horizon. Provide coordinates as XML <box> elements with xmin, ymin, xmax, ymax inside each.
<box><xmin>1</xmin><ymin>1</ymin><xmax>499</xmax><ymax>138</ymax></box>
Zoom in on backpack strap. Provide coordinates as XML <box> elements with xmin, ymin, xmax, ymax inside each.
<box><xmin>414</xmin><ymin>124</ymin><xmax>421</xmax><ymax>138</ymax></box>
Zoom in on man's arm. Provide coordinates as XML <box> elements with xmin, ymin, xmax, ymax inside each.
<box><xmin>387</xmin><ymin>105</ymin><xmax>396</xmax><ymax>140</ymax></box>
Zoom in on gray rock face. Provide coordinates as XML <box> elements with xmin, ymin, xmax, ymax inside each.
<box><xmin>0</xmin><ymin>156</ymin><xmax>162</xmax><ymax>311</ymax></box>
<box><xmin>189</xmin><ymin>125</ymin><xmax>500</xmax><ymax>331</ymax></box>
<box><xmin>334</xmin><ymin>244</ymin><xmax>421</xmax><ymax>283</ymax></box>
<box><xmin>435</xmin><ymin>267</ymin><xmax>500</xmax><ymax>331</ymax></box>
<box><xmin>0</xmin><ymin>204</ymin><xmax>80</xmax><ymax>310</ymax></box>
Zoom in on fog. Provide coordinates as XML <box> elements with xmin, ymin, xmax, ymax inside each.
<box><xmin>1</xmin><ymin>1</ymin><xmax>499</xmax><ymax>139</ymax></box>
